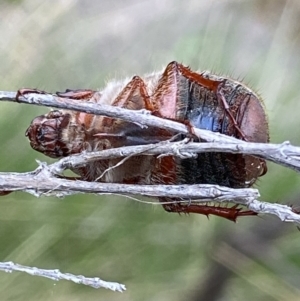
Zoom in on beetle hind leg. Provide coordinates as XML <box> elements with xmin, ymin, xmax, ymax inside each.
<box><xmin>160</xmin><ymin>198</ymin><xmax>257</xmax><ymax>222</ymax></box>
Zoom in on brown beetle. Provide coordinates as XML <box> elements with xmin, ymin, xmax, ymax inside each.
<box><xmin>23</xmin><ymin>61</ymin><xmax>269</xmax><ymax>221</ymax></box>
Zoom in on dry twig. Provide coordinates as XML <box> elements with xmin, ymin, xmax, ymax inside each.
<box><xmin>0</xmin><ymin>261</ymin><xmax>126</xmax><ymax>292</ymax></box>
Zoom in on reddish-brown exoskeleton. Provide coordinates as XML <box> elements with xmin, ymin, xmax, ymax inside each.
<box><xmin>22</xmin><ymin>61</ymin><xmax>269</xmax><ymax>221</ymax></box>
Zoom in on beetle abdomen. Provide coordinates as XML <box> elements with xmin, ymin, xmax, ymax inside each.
<box><xmin>177</xmin><ymin>76</ymin><xmax>268</xmax><ymax>188</ymax></box>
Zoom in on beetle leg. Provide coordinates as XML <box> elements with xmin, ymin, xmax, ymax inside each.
<box><xmin>93</xmin><ymin>76</ymin><xmax>173</xmax><ymax>146</ymax></box>
<box><xmin>100</xmin><ymin>76</ymin><xmax>154</xmax><ymax>128</ymax></box>
<box><xmin>112</xmin><ymin>76</ymin><xmax>153</xmax><ymax>110</ymax></box>
<box><xmin>16</xmin><ymin>88</ymin><xmax>48</xmax><ymax>101</ymax></box>
<box><xmin>16</xmin><ymin>88</ymin><xmax>99</xmax><ymax>102</ymax></box>
<box><xmin>152</xmin><ymin>61</ymin><xmax>247</xmax><ymax>140</ymax></box>
<box><xmin>152</xmin><ymin>61</ymin><xmax>221</xmax><ymax>119</ymax></box>
<box><xmin>161</xmin><ymin>200</ymin><xmax>257</xmax><ymax>222</ymax></box>
<box><xmin>56</xmin><ymin>89</ymin><xmax>99</xmax><ymax>101</ymax></box>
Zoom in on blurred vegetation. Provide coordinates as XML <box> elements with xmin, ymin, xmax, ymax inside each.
<box><xmin>1</xmin><ymin>0</ymin><xmax>300</xmax><ymax>300</ymax></box>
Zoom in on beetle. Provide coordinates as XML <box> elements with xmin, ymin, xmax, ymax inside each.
<box><xmin>22</xmin><ymin>61</ymin><xmax>269</xmax><ymax>221</ymax></box>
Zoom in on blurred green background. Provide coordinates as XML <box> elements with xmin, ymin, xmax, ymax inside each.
<box><xmin>1</xmin><ymin>0</ymin><xmax>300</xmax><ymax>300</ymax></box>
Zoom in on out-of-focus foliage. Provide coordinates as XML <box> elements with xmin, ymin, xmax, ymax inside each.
<box><xmin>1</xmin><ymin>0</ymin><xmax>300</xmax><ymax>300</ymax></box>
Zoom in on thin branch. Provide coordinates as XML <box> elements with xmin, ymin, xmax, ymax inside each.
<box><xmin>0</xmin><ymin>160</ymin><xmax>300</xmax><ymax>224</ymax></box>
<box><xmin>0</xmin><ymin>261</ymin><xmax>126</xmax><ymax>292</ymax></box>
<box><xmin>0</xmin><ymin>90</ymin><xmax>247</xmax><ymax>143</ymax></box>
<box><xmin>0</xmin><ymin>163</ymin><xmax>260</xmax><ymax>201</ymax></box>
<box><xmin>1</xmin><ymin>91</ymin><xmax>300</xmax><ymax>172</ymax></box>
<box><xmin>53</xmin><ymin>139</ymin><xmax>300</xmax><ymax>174</ymax></box>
